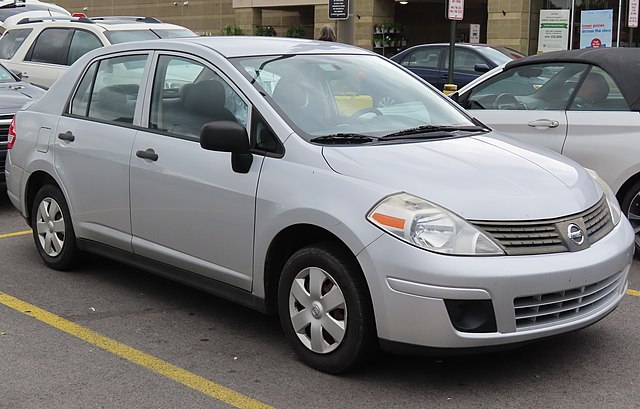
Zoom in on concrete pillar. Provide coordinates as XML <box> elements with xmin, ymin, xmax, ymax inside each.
<box><xmin>235</xmin><ymin>7</ymin><xmax>262</xmax><ymax>35</ymax></box>
<box><xmin>486</xmin><ymin>0</ymin><xmax>531</xmax><ymax>55</ymax></box>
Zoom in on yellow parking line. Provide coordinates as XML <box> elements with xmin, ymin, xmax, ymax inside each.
<box><xmin>0</xmin><ymin>292</ymin><xmax>274</xmax><ymax>409</ymax></box>
<box><xmin>628</xmin><ymin>289</ymin><xmax>640</xmax><ymax>297</ymax></box>
<box><xmin>0</xmin><ymin>229</ymin><xmax>32</xmax><ymax>239</ymax></box>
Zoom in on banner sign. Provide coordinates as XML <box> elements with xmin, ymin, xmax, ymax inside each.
<box><xmin>580</xmin><ymin>9</ymin><xmax>613</xmax><ymax>48</ymax></box>
<box><xmin>537</xmin><ymin>9</ymin><xmax>570</xmax><ymax>53</ymax></box>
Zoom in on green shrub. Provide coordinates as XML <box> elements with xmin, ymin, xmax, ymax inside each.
<box><xmin>255</xmin><ymin>25</ymin><xmax>277</xmax><ymax>36</ymax></box>
<box><xmin>285</xmin><ymin>25</ymin><xmax>306</xmax><ymax>38</ymax></box>
<box><xmin>220</xmin><ymin>24</ymin><xmax>244</xmax><ymax>36</ymax></box>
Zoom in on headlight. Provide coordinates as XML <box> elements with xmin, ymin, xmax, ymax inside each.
<box><xmin>586</xmin><ymin>169</ymin><xmax>621</xmax><ymax>226</ymax></box>
<box><xmin>367</xmin><ymin>193</ymin><xmax>504</xmax><ymax>256</ymax></box>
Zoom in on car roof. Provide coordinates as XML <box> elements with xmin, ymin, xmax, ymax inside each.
<box><xmin>505</xmin><ymin>48</ymin><xmax>640</xmax><ymax>110</ymax></box>
<box><xmin>6</xmin><ymin>15</ymin><xmax>187</xmax><ymax>31</ymax></box>
<box><xmin>129</xmin><ymin>36</ymin><xmax>372</xmax><ymax>58</ymax></box>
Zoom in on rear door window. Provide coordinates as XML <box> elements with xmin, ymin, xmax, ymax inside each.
<box><xmin>69</xmin><ymin>54</ymin><xmax>148</xmax><ymax>124</ymax></box>
<box><xmin>26</xmin><ymin>28</ymin><xmax>72</xmax><ymax>65</ymax></box>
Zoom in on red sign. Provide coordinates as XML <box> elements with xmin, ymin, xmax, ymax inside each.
<box><xmin>447</xmin><ymin>0</ymin><xmax>464</xmax><ymax>21</ymax></box>
<box><xmin>591</xmin><ymin>38</ymin><xmax>602</xmax><ymax>48</ymax></box>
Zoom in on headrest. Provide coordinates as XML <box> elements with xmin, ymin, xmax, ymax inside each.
<box><xmin>97</xmin><ymin>85</ymin><xmax>127</xmax><ymax>110</ymax></box>
<box><xmin>183</xmin><ymin>80</ymin><xmax>226</xmax><ymax>116</ymax></box>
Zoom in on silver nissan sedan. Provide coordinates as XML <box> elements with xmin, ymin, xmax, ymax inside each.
<box><xmin>4</xmin><ymin>37</ymin><xmax>634</xmax><ymax>373</ymax></box>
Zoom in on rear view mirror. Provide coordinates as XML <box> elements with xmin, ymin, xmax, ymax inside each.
<box><xmin>474</xmin><ymin>64</ymin><xmax>490</xmax><ymax>73</ymax></box>
<box><xmin>200</xmin><ymin>120</ymin><xmax>253</xmax><ymax>173</ymax></box>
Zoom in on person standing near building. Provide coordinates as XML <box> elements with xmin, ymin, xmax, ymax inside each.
<box><xmin>318</xmin><ymin>25</ymin><xmax>336</xmax><ymax>41</ymax></box>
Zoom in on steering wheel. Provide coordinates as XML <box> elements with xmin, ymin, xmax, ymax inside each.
<box><xmin>350</xmin><ymin>107</ymin><xmax>383</xmax><ymax>118</ymax></box>
<box><xmin>494</xmin><ymin>93</ymin><xmax>519</xmax><ymax>110</ymax></box>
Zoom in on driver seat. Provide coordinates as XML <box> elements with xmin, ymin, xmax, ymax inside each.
<box><xmin>271</xmin><ymin>79</ymin><xmax>328</xmax><ymax>132</ymax></box>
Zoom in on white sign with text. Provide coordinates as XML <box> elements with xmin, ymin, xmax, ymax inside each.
<box><xmin>538</xmin><ymin>9</ymin><xmax>570</xmax><ymax>53</ymax></box>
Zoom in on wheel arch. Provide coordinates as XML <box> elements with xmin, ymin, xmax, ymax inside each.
<box><xmin>262</xmin><ymin>223</ymin><xmax>368</xmax><ymax>316</ymax></box>
<box><xmin>25</xmin><ymin>171</ymin><xmax>60</xmax><ymax>227</ymax></box>
<box><xmin>616</xmin><ymin>172</ymin><xmax>640</xmax><ymax>206</ymax></box>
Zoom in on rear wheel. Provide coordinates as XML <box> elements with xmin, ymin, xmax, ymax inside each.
<box><xmin>621</xmin><ymin>181</ymin><xmax>640</xmax><ymax>254</ymax></box>
<box><xmin>277</xmin><ymin>243</ymin><xmax>376</xmax><ymax>373</ymax></box>
<box><xmin>31</xmin><ymin>185</ymin><xmax>78</xmax><ymax>270</ymax></box>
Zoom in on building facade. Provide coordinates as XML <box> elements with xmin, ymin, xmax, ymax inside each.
<box><xmin>55</xmin><ymin>0</ymin><xmax>638</xmax><ymax>56</ymax></box>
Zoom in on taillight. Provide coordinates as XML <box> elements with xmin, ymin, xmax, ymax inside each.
<box><xmin>7</xmin><ymin>115</ymin><xmax>16</xmax><ymax>149</ymax></box>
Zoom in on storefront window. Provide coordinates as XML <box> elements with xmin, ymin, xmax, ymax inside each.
<box><xmin>540</xmin><ymin>0</ymin><xmax>636</xmax><ymax>49</ymax></box>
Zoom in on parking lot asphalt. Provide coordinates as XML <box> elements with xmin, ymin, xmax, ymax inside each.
<box><xmin>1</xmin><ymin>188</ymin><xmax>639</xmax><ymax>409</ymax></box>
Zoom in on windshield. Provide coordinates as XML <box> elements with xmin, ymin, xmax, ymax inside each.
<box><xmin>0</xmin><ymin>63</ymin><xmax>17</xmax><ymax>82</ymax></box>
<box><xmin>105</xmin><ymin>29</ymin><xmax>195</xmax><ymax>44</ymax></box>
<box><xmin>233</xmin><ymin>54</ymin><xmax>474</xmax><ymax>140</ymax></box>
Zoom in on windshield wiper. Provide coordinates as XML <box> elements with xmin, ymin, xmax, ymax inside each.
<box><xmin>310</xmin><ymin>133</ymin><xmax>378</xmax><ymax>144</ymax></box>
<box><xmin>382</xmin><ymin>125</ymin><xmax>489</xmax><ymax>139</ymax></box>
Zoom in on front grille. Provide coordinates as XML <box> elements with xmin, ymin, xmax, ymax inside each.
<box><xmin>514</xmin><ymin>271</ymin><xmax>625</xmax><ymax>330</ymax></box>
<box><xmin>471</xmin><ymin>196</ymin><xmax>613</xmax><ymax>255</ymax></box>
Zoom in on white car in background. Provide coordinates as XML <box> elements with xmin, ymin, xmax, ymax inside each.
<box><xmin>0</xmin><ymin>14</ymin><xmax>195</xmax><ymax>88</ymax></box>
<box><xmin>452</xmin><ymin>48</ymin><xmax>640</xmax><ymax>252</ymax></box>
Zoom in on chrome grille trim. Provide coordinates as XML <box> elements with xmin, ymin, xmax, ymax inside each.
<box><xmin>0</xmin><ymin>114</ymin><xmax>13</xmax><ymax>145</ymax></box>
<box><xmin>471</xmin><ymin>196</ymin><xmax>613</xmax><ymax>255</ymax></box>
<box><xmin>514</xmin><ymin>271</ymin><xmax>625</xmax><ymax>330</ymax></box>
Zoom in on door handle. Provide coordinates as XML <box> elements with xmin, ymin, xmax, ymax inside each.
<box><xmin>57</xmin><ymin>131</ymin><xmax>75</xmax><ymax>142</ymax></box>
<box><xmin>136</xmin><ymin>148</ymin><xmax>158</xmax><ymax>161</ymax></box>
<box><xmin>527</xmin><ymin>119</ymin><xmax>559</xmax><ymax>128</ymax></box>
<box><xmin>21</xmin><ymin>72</ymin><xmax>29</xmax><ymax>79</ymax></box>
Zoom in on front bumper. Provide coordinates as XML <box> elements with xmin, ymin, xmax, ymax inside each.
<box><xmin>357</xmin><ymin>217</ymin><xmax>634</xmax><ymax>350</ymax></box>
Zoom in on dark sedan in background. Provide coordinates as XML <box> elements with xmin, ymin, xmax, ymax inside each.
<box><xmin>390</xmin><ymin>43</ymin><xmax>524</xmax><ymax>91</ymax></box>
<box><xmin>0</xmin><ymin>62</ymin><xmax>45</xmax><ymax>184</ymax></box>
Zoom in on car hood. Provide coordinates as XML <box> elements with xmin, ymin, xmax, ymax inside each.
<box><xmin>321</xmin><ymin>133</ymin><xmax>601</xmax><ymax>221</ymax></box>
<box><xmin>0</xmin><ymin>82</ymin><xmax>45</xmax><ymax>113</ymax></box>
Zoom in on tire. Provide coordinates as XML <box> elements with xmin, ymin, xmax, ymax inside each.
<box><xmin>621</xmin><ymin>181</ymin><xmax>640</xmax><ymax>255</ymax></box>
<box><xmin>31</xmin><ymin>185</ymin><xmax>79</xmax><ymax>270</ymax></box>
<box><xmin>277</xmin><ymin>243</ymin><xmax>377</xmax><ymax>373</ymax></box>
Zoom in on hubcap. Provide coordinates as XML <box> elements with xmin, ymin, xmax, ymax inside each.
<box><xmin>628</xmin><ymin>192</ymin><xmax>640</xmax><ymax>249</ymax></box>
<box><xmin>35</xmin><ymin>197</ymin><xmax>65</xmax><ymax>257</ymax></box>
<box><xmin>288</xmin><ymin>267</ymin><xmax>347</xmax><ymax>354</ymax></box>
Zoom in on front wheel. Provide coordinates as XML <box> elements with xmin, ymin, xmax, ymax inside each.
<box><xmin>31</xmin><ymin>185</ymin><xmax>79</xmax><ymax>270</ymax></box>
<box><xmin>277</xmin><ymin>244</ymin><xmax>377</xmax><ymax>373</ymax></box>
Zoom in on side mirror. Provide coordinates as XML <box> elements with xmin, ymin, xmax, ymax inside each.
<box><xmin>10</xmin><ymin>69</ymin><xmax>22</xmax><ymax>80</ymax></box>
<box><xmin>200</xmin><ymin>120</ymin><xmax>253</xmax><ymax>174</ymax></box>
<box><xmin>449</xmin><ymin>92</ymin><xmax>459</xmax><ymax>102</ymax></box>
<box><xmin>474</xmin><ymin>63</ymin><xmax>490</xmax><ymax>73</ymax></box>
